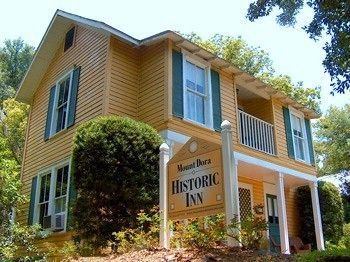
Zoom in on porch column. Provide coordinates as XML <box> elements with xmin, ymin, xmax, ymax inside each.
<box><xmin>221</xmin><ymin>120</ymin><xmax>240</xmax><ymax>246</ymax></box>
<box><xmin>276</xmin><ymin>172</ymin><xmax>290</xmax><ymax>254</ymax></box>
<box><xmin>309</xmin><ymin>181</ymin><xmax>325</xmax><ymax>250</ymax></box>
<box><xmin>159</xmin><ymin>143</ymin><xmax>170</xmax><ymax>249</ymax></box>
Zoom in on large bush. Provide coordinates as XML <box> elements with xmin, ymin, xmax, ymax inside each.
<box><xmin>296</xmin><ymin>181</ymin><xmax>344</xmax><ymax>247</ymax></box>
<box><xmin>71</xmin><ymin>116</ymin><xmax>162</xmax><ymax>249</ymax></box>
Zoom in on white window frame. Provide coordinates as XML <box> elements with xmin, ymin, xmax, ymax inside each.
<box><xmin>288</xmin><ymin>106</ymin><xmax>310</xmax><ymax>164</ymax></box>
<box><xmin>49</xmin><ymin>69</ymin><xmax>74</xmax><ymax>138</ymax></box>
<box><xmin>182</xmin><ymin>50</ymin><xmax>213</xmax><ymax>129</ymax></box>
<box><xmin>34</xmin><ymin>159</ymin><xmax>71</xmax><ymax>233</ymax></box>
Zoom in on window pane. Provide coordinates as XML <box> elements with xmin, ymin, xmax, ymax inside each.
<box><xmin>58</xmin><ymin>83</ymin><xmax>65</xmax><ymax>106</ymax></box>
<box><xmin>56</xmin><ymin>168</ymin><xmax>62</xmax><ymax>197</ymax></box>
<box><xmin>55</xmin><ymin>196</ymin><xmax>67</xmax><ymax>214</ymax></box>
<box><xmin>186</xmin><ymin>92</ymin><xmax>196</xmax><ymax>121</ymax></box>
<box><xmin>195</xmin><ymin>95</ymin><xmax>204</xmax><ymax>124</ymax></box>
<box><xmin>185</xmin><ymin>61</ymin><xmax>196</xmax><ymax>90</ymax></box>
<box><xmin>45</xmin><ymin>174</ymin><xmax>51</xmax><ymax>202</ymax></box>
<box><xmin>62</xmin><ymin>166</ymin><xmax>69</xmax><ymax>196</ymax></box>
<box><xmin>196</xmin><ymin>66</ymin><xmax>205</xmax><ymax>94</ymax></box>
<box><xmin>64</xmin><ymin>77</ymin><xmax>70</xmax><ymax>102</ymax></box>
<box><xmin>56</xmin><ymin>104</ymin><xmax>67</xmax><ymax>132</ymax></box>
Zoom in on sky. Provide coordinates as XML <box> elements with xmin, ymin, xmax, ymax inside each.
<box><xmin>1</xmin><ymin>0</ymin><xmax>348</xmax><ymax>112</ymax></box>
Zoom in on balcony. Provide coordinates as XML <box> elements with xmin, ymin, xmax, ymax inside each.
<box><xmin>238</xmin><ymin>110</ymin><xmax>276</xmax><ymax>155</ymax></box>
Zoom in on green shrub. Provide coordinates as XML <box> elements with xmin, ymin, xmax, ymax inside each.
<box><xmin>227</xmin><ymin>212</ymin><xmax>268</xmax><ymax>250</ymax></box>
<box><xmin>296</xmin><ymin>181</ymin><xmax>344</xmax><ymax>247</ymax></box>
<box><xmin>296</xmin><ymin>247</ymin><xmax>350</xmax><ymax>262</ymax></box>
<box><xmin>171</xmin><ymin>214</ymin><xmax>226</xmax><ymax>249</ymax></box>
<box><xmin>71</xmin><ymin>116</ymin><xmax>162</xmax><ymax>250</ymax></box>
<box><xmin>113</xmin><ymin>206</ymin><xmax>160</xmax><ymax>253</ymax></box>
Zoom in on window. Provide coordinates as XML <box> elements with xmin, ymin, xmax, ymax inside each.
<box><xmin>183</xmin><ymin>55</ymin><xmax>213</xmax><ymax>127</ymax></box>
<box><xmin>64</xmin><ymin>27</ymin><xmax>75</xmax><ymax>52</ymax></box>
<box><xmin>45</xmin><ymin>66</ymin><xmax>80</xmax><ymax>140</ymax></box>
<box><xmin>35</xmin><ymin>163</ymin><xmax>70</xmax><ymax>231</ymax></box>
<box><xmin>55</xmin><ymin>74</ymin><xmax>71</xmax><ymax>133</ymax></box>
<box><xmin>238</xmin><ymin>183</ymin><xmax>253</xmax><ymax>220</ymax></box>
<box><xmin>290</xmin><ymin>112</ymin><xmax>309</xmax><ymax>162</ymax></box>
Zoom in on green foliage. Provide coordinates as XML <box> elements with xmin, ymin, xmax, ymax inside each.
<box><xmin>296</xmin><ymin>247</ymin><xmax>350</xmax><ymax>262</ymax></box>
<box><xmin>314</xmin><ymin>105</ymin><xmax>350</xmax><ymax>176</ymax></box>
<box><xmin>113</xmin><ymin>206</ymin><xmax>160</xmax><ymax>253</ymax></box>
<box><xmin>171</xmin><ymin>214</ymin><xmax>226</xmax><ymax>249</ymax></box>
<box><xmin>247</xmin><ymin>1</ymin><xmax>350</xmax><ymax>94</ymax></box>
<box><xmin>297</xmin><ymin>182</ymin><xmax>344</xmax><ymax>247</ymax></box>
<box><xmin>227</xmin><ymin>212</ymin><xmax>268</xmax><ymax>250</ymax></box>
<box><xmin>182</xmin><ymin>33</ymin><xmax>274</xmax><ymax>77</ymax></box>
<box><xmin>182</xmin><ymin>33</ymin><xmax>320</xmax><ymax>113</ymax></box>
<box><xmin>72</xmin><ymin>116</ymin><xmax>163</xmax><ymax>250</ymax></box>
<box><xmin>0</xmin><ymin>38</ymin><xmax>34</xmax><ymax>101</ymax></box>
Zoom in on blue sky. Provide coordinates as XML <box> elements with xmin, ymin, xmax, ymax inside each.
<box><xmin>1</xmin><ymin>0</ymin><xmax>348</xmax><ymax>112</ymax></box>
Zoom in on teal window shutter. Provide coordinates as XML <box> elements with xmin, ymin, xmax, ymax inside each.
<box><xmin>44</xmin><ymin>86</ymin><xmax>56</xmax><ymax>140</ymax></box>
<box><xmin>67</xmin><ymin>66</ymin><xmax>81</xmax><ymax>128</ymax></box>
<box><xmin>172</xmin><ymin>50</ymin><xmax>183</xmax><ymax>118</ymax></box>
<box><xmin>304</xmin><ymin>119</ymin><xmax>315</xmax><ymax>165</ymax></box>
<box><xmin>282</xmin><ymin>107</ymin><xmax>295</xmax><ymax>159</ymax></box>
<box><xmin>28</xmin><ymin>176</ymin><xmax>38</xmax><ymax>225</ymax></box>
<box><xmin>211</xmin><ymin>69</ymin><xmax>222</xmax><ymax>131</ymax></box>
<box><xmin>66</xmin><ymin>169</ymin><xmax>77</xmax><ymax>230</ymax></box>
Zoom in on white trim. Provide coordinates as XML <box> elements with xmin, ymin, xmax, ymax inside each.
<box><xmin>34</xmin><ymin>159</ymin><xmax>71</xmax><ymax>233</ymax></box>
<box><xmin>233</xmin><ymin>151</ymin><xmax>317</xmax><ymax>182</ymax></box>
<box><xmin>288</xmin><ymin>106</ymin><xmax>310</xmax><ymax>164</ymax></box>
<box><xmin>309</xmin><ymin>181</ymin><xmax>325</xmax><ymax>250</ymax></box>
<box><xmin>49</xmin><ymin>69</ymin><xmax>74</xmax><ymax>138</ymax></box>
<box><xmin>159</xmin><ymin>129</ymin><xmax>190</xmax><ymax>145</ymax></box>
<box><xmin>182</xmin><ymin>51</ymin><xmax>213</xmax><ymax>129</ymax></box>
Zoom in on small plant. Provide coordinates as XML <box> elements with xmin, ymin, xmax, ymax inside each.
<box><xmin>171</xmin><ymin>214</ymin><xmax>226</xmax><ymax>249</ymax></box>
<box><xmin>58</xmin><ymin>241</ymin><xmax>80</xmax><ymax>261</ymax></box>
<box><xmin>113</xmin><ymin>206</ymin><xmax>160</xmax><ymax>253</ymax></box>
<box><xmin>227</xmin><ymin>211</ymin><xmax>268</xmax><ymax>250</ymax></box>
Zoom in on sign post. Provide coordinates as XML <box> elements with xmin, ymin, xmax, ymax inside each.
<box><xmin>221</xmin><ymin>120</ymin><xmax>240</xmax><ymax>246</ymax></box>
<box><xmin>159</xmin><ymin>143</ymin><xmax>170</xmax><ymax>249</ymax></box>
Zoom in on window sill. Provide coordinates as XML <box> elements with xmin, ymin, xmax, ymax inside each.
<box><xmin>182</xmin><ymin>117</ymin><xmax>216</xmax><ymax>133</ymax></box>
<box><xmin>47</xmin><ymin>128</ymin><xmax>69</xmax><ymax>141</ymax></box>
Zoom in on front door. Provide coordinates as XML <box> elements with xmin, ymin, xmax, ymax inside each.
<box><xmin>266</xmin><ymin>194</ymin><xmax>280</xmax><ymax>252</ymax></box>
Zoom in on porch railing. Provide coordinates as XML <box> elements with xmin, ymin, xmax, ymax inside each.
<box><xmin>238</xmin><ymin>110</ymin><xmax>276</xmax><ymax>155</ymax></box>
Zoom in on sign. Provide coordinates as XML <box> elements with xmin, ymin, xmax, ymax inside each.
<box><xmin>168</xmin><ymin>138</ymin><xmax>224</xmax><ymax>220</ymax></box>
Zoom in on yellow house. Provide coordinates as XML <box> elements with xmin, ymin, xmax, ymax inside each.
<box><xmin>16</xmin><ymin>10</ymin><xmax>324</xmax><ymax>254</ymax></box>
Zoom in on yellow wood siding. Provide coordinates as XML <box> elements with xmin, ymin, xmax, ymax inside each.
<box><xmin>285</xmin><ymin>187</ymin><xmax>299</xmax><ymax>237</ymax></box>
<box><xmin>138</xmin><ymin>41</ymin><xmax>167</xmax><ymax>129</ymax></box>
<box><xmin>239</xmin><ymin>98</ymin><xmax>273</xmax><ymax>124</ymax></box>
<box><xmin>19</xmin><ymin>25</ymin><xmax>109</xmax><ymax>250</ymax></box>
<box><xmin>107</xmin><ymin>37</ymin><xmax>139</xmax><ymax>118</ymax></box>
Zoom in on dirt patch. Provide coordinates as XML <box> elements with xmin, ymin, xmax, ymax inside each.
<box><xmin>75</xmin><ymin>247</ymin><xmax>294</xmax><ymax>262</ymax></box>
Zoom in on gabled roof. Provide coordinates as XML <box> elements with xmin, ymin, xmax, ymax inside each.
<box><xmin>16</xmin><ymin>10</ymin><xmax>319</xmax><ymax>118</ymax></box>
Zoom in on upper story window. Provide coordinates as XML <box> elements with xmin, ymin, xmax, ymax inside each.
<box><xmin>44</xmin><ymin>67</ymin><xmax>81</xmax><ymax>140</ymax></box>
<box><xmin>291</xmin><ymin>113</ymin><xmax>307</xmax><ymax>161</ymax></box>
<box><xmin>64</xmin><ymin>27</ymin><xmax>75</xmax><ymax>52</ymax></box>
<box><xmin>283</xmin><ymin>106</ymin><xmax>314</xmax><ymax>165</ymax></box>
<box><xmin>183</xmin><ymin>54</ymin><xmax>213</xmax><ymax>128</ymax></box>
<box><xmin>172</xmin><ymin>49</ymin><xmax>222</xmax><ymax>131</ymax></box>
<box><xmin>36</xmin><ymin>162</ymin><xmax>70</xmax><ymax>231</ymax></box>
<box><xmin>55</xmin><ymin>73</ymin><xmax>72</xmax><ymax>133</ymax></box>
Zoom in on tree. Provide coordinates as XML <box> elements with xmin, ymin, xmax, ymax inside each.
<box><xmin>0</xmin><ymin>38</ymin><xmax>34</xmax><ymax>101</ymax></box>
<box><xmin>182</xmin><ymin>33</ymin><xmax>321</xmax><ymax>113</ymax></box>
<box><xmin>247</xmin><ymin>1</ymin><xmax>350</xmax><ymax>95</ymax></box>
<box><xmin>0</xmin><ymin>99</ymin><xmax>29</xmax><ymax>165</ymax></box>
<box><xmin>71</xmin><ymin>116</ymin><xmax>162</xmax><ymax>249</ymax></box>
<box><xmin>314</xmin><ymin>105</ymin><xmax>350</xmax><ymax>176</ymax></box>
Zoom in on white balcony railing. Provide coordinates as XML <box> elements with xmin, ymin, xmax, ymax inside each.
<box><xmin>238</xmin><ymin>110</ymin><xmax>276</xmax><ymax>155</ymax></box>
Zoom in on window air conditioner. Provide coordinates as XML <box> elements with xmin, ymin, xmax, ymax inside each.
<box><xmin>53</xmin><ymin>213</ymin><xmax>65</xmax><ymax>231</ymax></box>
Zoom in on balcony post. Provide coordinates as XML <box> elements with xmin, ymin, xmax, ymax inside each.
<box><xmin>309</xmin><ymin>181</ymin><xmax>325</xmax><ymax>250</ymax></box>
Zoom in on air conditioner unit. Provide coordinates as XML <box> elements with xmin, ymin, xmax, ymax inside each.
<box><xmin>42</xmin><ymin>215</ymin><xmax>52</xmax><ymax>229</ymax></box>
<box><xmin>53</xmin><ymin>213</ymin><xmax>65</xmax><ymax>231</ymax></box>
